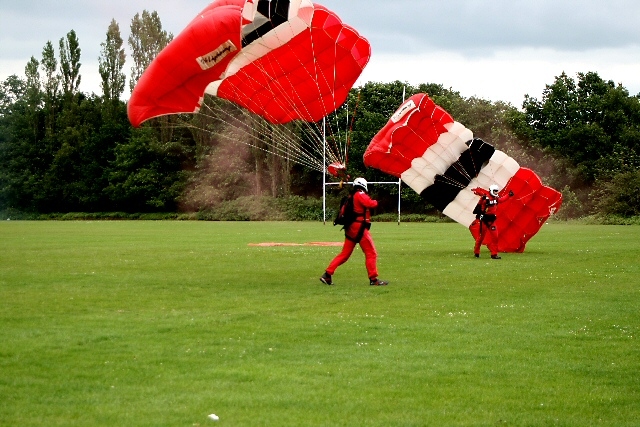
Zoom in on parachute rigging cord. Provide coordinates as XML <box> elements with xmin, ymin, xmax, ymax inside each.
<box><xmin>181</xmin><ymin>63</ymin><xmax>351</xmax><ymax>175</ymax></box>
<box><xmin>343</xmin><ymin>90</ymin><xmax>361</xmax><ymax>173</ymax></box>
<box><xmin>181</xmin><ymin>98</ymin><xmax>343</xmax><ymax>173</ymax></box>
<box><xmin>179</xmin><ymin>2</ymin><xmax>358</xmax><ymax>175</ymax></box>
<box><xmin>127</xmin><ymin>0</ymin><xmax>371</xmax><ymax>177</ymax></box>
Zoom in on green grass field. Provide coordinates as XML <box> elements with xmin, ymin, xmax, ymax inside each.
<box><xmin>1</xmin><ymin>220</ymin><xmax>639</xmax><ymax>426</ymax></box>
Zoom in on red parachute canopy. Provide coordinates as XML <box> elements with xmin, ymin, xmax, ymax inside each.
<box><xmin>469</xmin><ymin>168</ymin><xmax>563</xmax><ymax>252</ymax></box>
<box><xmin>364</xmin><ymin>93</ymin><xmax>562</xmax><ymax>253</ymax></box>
<box><xmin>128</xmin><ymin>0</ymin><xmax>371</xmax><ymax>127</ymax></box>
<box><xmin>327</xmin><ymin>162</ymin><xmax>348</xmax><ymax>179</ymax></box>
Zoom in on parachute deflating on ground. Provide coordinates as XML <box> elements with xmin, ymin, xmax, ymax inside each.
<box><xmin>363</xmin><ymin>93</ymin><xmax>562</xmax><ymax>253</ymax></box>
<box><xmin>127</xmin><ymin>0</ymin><xmax>371</xmax><ymax>127</ymax></box>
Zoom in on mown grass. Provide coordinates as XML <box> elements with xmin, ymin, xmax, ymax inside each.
<box><xmin>0</xmin><ymin>220</ymin><xmax>638</xmax><ymax>426</ymax></box>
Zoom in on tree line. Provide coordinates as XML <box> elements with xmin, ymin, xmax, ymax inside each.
<box><xmin>1</xmin><ymin>11</ymin><xmax>639</xmax><ymax>218</ymax></box>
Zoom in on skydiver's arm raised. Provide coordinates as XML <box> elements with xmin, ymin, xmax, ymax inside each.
<box><xmin>497</xmin><ymin>190</ymin><xmax>515</xmax><ymax>204</ymax></box>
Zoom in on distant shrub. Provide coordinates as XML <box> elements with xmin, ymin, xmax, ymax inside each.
<box><xmin>196</xmin><ymin>196</ymin><xmax>286</xmax><ymax>221</ymax></box>
<box><xmin>0</xmin><ymin>211</ymin><xmax>181</xmax><ymax>221</ymax></box>
<box><xmin>0</xmin><ymin>208</ymin><xmax>39</xmax><ymax>220</ymax></box>
<box><xmin>10</xmin><ymin>194</ymin><xmax>638</xmax><ymax>224</ymax></box>
<box><xmin>373</xmin><ymin>213</ymin><xmax>453</xmax><ymax>223</ymax></box>
<box><xmin>555</xmin><ymin>185</ymin><xmax>586</xmax><ymax>220</ymax></box>
<box><xmin>194</xmin><ymin>195</ymin><xmax>327</xmax><ymax>221</ymax></box>
<box><xmin>583</xmin><ymin>215</ymin><xmax>640</xmax><ymax>225</ymax></box>
<box><xmin>273</xmin><ymin>196</ymin><xmax>325</xmax><ymax>221</ymax></box>
<box><xmin>592</xmin><ymin>170</ymin><xmax>640</xmax><ymax>217</ymax></box>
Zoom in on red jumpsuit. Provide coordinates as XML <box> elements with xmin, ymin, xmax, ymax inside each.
<box><xmin>474</xmin><ymin>192</ymin><xmax>511</xmax><ymax>257</ymax></box>
<box><xmin>326</xmin><ymin>190</ymin><xmax>379</xmax><ymax>279</ymax></box>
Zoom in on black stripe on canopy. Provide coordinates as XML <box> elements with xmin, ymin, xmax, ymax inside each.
<box><xmin>242</xmin><ymin>0</ymin><xmax>291</xmax><ymax>47</ymax></box>
<box><xmin>420</xmin><ymin>138</ymin><xmax>495</xmax><ymax>211</ymax></box>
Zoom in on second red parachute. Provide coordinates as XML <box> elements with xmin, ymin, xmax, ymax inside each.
<box><xmin>128</xmin><ymin>0</ymin><xmax>371</xmax><ymax>127</ymax></box>
<box><xmin>364</xmin><ymin>93</ymin><xmax>562</xmax><ymax>253</ymax></box>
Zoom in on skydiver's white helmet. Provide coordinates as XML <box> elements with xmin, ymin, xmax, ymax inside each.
<box><xmin>489</xmin><ymin>184</ymin><xmax>500</xmax><ymax>197</ymax></box>
<box><xmin>353</xmin><ymin>177</ymin><xmax>368</xmax><ymax>192</ymax></box>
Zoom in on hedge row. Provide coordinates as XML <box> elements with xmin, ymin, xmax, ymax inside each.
<box><xmin>2</xmin><ymin>197</ymin><xmax>638</xmax><ymax>224</ymax></box>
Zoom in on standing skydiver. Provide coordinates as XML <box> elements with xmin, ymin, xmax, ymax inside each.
<box><xmin>472</xmin><ymin>184</ymin><xmax>514</xmax><ymax>259</ymax></box>
<box><xmin>320</xmin><ymin>178</ymin><xmax>389</xmax><ymax>286</ymax></box>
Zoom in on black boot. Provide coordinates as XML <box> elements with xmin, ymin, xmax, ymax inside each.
<box><xmin>320</xmin><ymin>272</ymin><xmax>333</xmax><ymax>285</ymax></box>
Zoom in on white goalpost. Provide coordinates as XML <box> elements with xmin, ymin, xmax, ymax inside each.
<box><xmin>321</xmin><ymin>115</ymin><xmax>403</xmax><ymax>225</ymax></box>
<box><xmin>322</xmin><ymin>179</ymin><xmax>402</xmax><ymax>225</ymax></box>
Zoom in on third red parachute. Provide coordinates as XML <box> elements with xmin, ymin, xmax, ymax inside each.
<box><xmin>364</xmin><ymin>93</ymin><xmax>562</xmax><ymax>252</ymax></box>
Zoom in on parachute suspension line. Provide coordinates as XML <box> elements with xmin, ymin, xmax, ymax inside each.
<box><xmin>322</xmin><ymin>115</ymin><xmax>327</xmax><ymax>224</ymax></box>
<box><xmin>290</xmin><ymin>34</ymin><xmax>347</xmax><ymax>167</ymax></box>
<box><xmin>238</xmin><ymin>22</ymin><xmax>347</xmax><ymax>167</ymax></box>
<box><xmin>435</xmin><ymin>173</ymin><xmax>467</xmax><ymax>190</ymax></box>
<box><xmin>185</xmin><ymin>15</ymin><xmax>365</xmax><ymax>175</ymax></box>
<box><xmin>344</xmin><ymin>90</ymin><xmax>361</xmax><ymax>171</ymax></box>
<box><xmin>321</xmin><ymin>27</ymin><xmax>351</xmax><ymax>167</ymax></box>
<box><xmin>208</xmin><ymin>96</ymin><xmax>334</xmax><ymax>172</ymax></box>
<box><xmin>451</xmin><ymin>162</ymin><xmax>474</xmax><ymax>183</ymax></box>
<box><xmin>228</xmin><ymin>61</ymin><xmax>337</xmax><ymax>170</ymax></box>
<box><xmin>324</xmin><ymin>27</ymin><xmax>346</xmax><ymax>166</ymax></box>
<box><xmin>221</xmin><ymin>103</ymin><xmax>326</xmax><ymax>171</ymax></box>
<box><xmin>224</xmin><ymin>42</ymin><xmax>345</xmax><ymax>169</ymax></box>
<box><xmin>193</xmin><ymin>99</ymin><xmax>326</xmax><ymax>172</ymax></box>
<box><xmin>344</xmin><ymin>101</ymin><xmax>349</xmax><ymax>167</ymax></box>
<box><xmin>182</xmin><ymin>117</ymin><xmax>323</xmax><ymax>173</ymax></box>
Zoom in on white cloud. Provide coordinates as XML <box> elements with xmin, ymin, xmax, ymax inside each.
<box><xmin>2</xmin><ymin>1</ymin><xmax>640</xmax><ymax>106</ymax></box>
<box><xmin>358</xmin><ymin>46</ymin><xmax>640</xmax><ymax>106</ymax></box>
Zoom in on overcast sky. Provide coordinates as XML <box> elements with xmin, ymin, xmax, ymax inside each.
<box><xmin>1</xmin><ymin>0</ymin><xmax>640</xmax><ymax>107</ymax></box>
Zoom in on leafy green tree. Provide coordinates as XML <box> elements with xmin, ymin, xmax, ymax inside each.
<box><xmin>46</xmin><ymin>95</ymin><xmax>126</xmax><ymax>212</ymax></box>
<box><xmin>40</xmin><ymin>41</ymin><xmax>59</xmax><ymax>137</ymax></box>
<box><xmin>99</xmin><ymin>19</ymin><xmax>127</xmax><ymax>103</ymax></box>
<box><xmin>3</xmin><ymin>46</ymin><xmax>123</xmax><ymax>213</ymax></box>
<box><xmin>94</xmin><ymin>19</ymin><xmax>131</xmax><ymax>210</ymax></box>
<box><xmin>59</xmin><ymin>30</ymin><xmax>82</xmax><ymax>99</ymax></box>
<box><xmin>0</xmin><ymin>71</ymin><xmax>45</xmax><ymax>211</ymax></box>
<box><xmin>107</xmin><ymin>126</ymin><xmax>188</xmax><ymax>211</ymax></box>
<box><xmin>42</xmin><ymin>30</ymin><xmax>87</xmax><ymax>211</ymax></box>
<box><xmin>0</xmin><ymin>75</ymin><xmax>26</xmax><ymax>115</ymax></box>
<box><xmin>516</xmin><ymin>71</ymin><xmax>640</xmax><ymax>216</ymax></box>
<box><xmin>101</xmin><ymin>11</ymin><xmax>192</xmax><ymax>212</ymax></box>
<box><xmin>23</xmin><ymin>58</ymin><xmax>41</xmax><ymax>115</ymax></box>
<box><xmin>522</xmin><ymin>71</ymin><xmax>640</xmax><ymax>183</ymax></box>
<box><xmin>1</xmin><ymin>17</ymin><xmax>173</xmax><ymax>214</ymax></box>
<box><xmin>0</xmin><ymin>76</ymin><xmax>27</xmax><ymax>209</ymax></box>
<box><xmin>343</xmin><ymin>81</ymin><xmax>408</xmax><ymax>178</ymax></box>
<box><xmin>128</xmin><ymin>10</ymin><xmax>173</xmax><ymax>94</ymax></box>
<box><xmin>593</xmin><ymin>170</ymin><xmax>640</xmax><ymax>216</ymax></box>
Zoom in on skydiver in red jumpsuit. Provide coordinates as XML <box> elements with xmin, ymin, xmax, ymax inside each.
<box><xmin>320</xmin><ymin>178</ymin><xmax>389</xmax><ymax>286</ymax></box>
<box><xmin>472</xmin><ymin>184</ymin><xmax>514</xmax><ymax>259</ymax></box>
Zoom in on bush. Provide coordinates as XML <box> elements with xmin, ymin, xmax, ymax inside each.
<box><xmin>373</xmin><ymin>213</ymin><xmax>453</xmax><ymax>223</ymax></box>
<box><xmin>194</xmin><ymin>195</ymin><xmax>329</xmax><ymax>221</ymax></box>
<box><xmin>593</xmin><ymin>170</ymin><xmax>640</xmax><ymax>217</ymax></box>
<box><xmin>196</xmin><ymin>196</ymin><xmax>286</xmax><ymax>221</ymax></box>
<box><xmin>273</xmin><ymin>196</ymin><xmax>325</xmax><ymax>221</ymax></box>
<box><xmin>555</xmin><ymin>185</ymin><xmax>586</xmax><ymax>220</ymax></box>
<box><xmin>0</xmin><ymin>208</ymin><xmax>39</xmax><ymax>220</ymax></box>
<box><xmin>0</xmin><ymin>210</ymin><xmax>182</xmax><ymax>221</ymax></box>
<box><xmin>583</xmin><ymin>214</ymin><xmax>640</xmax><ymax>225</ymax></box>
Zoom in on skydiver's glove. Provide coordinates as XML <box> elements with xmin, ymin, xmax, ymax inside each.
<box><xmin>509</xmin><ymin>190</ymin><xmax>514</xmax><ymax>197</ymax></box>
